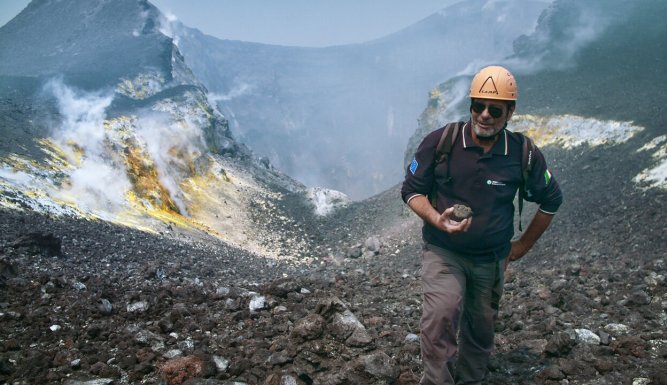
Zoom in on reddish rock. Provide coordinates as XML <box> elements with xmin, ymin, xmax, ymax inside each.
<box><xmin>159</xmin><ymin>356</ymin><xmax>205</xmax><ymax>385</ymax></box>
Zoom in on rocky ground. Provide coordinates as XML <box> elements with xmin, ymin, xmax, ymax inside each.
<box><xmin>1</xmin><ymin>157</ymin><xmax>667</xmax><ymax>385</ymax></box>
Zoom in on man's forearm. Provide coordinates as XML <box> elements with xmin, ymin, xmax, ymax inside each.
<box><xmin>519</xmin><ymin>210</ymin><xmax>554</xmax><ymax>248</ymax></box>
<box><xmin>407</xmin><ymin>194</ymin><xmax>439</xmax><ymax>226</ymax></box>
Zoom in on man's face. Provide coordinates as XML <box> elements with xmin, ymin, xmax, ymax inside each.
<box><xmin>470</xmin><ymin>98</ymin><xmax>514</xmax><ymax>140</ymax></box>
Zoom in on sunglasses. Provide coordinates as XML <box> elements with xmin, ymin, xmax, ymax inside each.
<box><xmin>471</xmin><ymin>101</ymin><xmax>505</xmax><ymax>118</ymax></box>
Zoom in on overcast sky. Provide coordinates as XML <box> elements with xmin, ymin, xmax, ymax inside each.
<box><xmin>0</xmin><ymin>0</ymin><xmax>459</xmax><ymax>47</ymax></box>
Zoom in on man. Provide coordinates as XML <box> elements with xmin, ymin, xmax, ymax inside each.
<box><xmin>401</xmin><ymin>65</ymin><xmax>563</xmax><ymax>384</ymax></box>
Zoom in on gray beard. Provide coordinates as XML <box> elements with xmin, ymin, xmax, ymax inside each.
<box><xmin>474</xmin><ymin>128</ymin><xmax>502</xmax><ymax>141</ymax></box>
<box><xmin>473</xmin><ymin>122</ymin><xmax>507</xmax><ymax>140</ymax></box>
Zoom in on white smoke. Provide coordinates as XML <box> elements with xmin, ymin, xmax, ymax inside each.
<box><xmin>0</xmin><ymin>77</ymin><xmax>230</xmax><ymax>223</ymax></box>
<box><xmin>207</xmin><ymin>82</ymin><xmax>255</xmax><ymax>103</ymax></box>
<box><xmin>506</xmin><ymin>0</ymin><xmax>622</xmax><ymax>73</ymax></box>
<box><xmin>44</xmin><ymin>79</ymin><xmax>112</xmax><ymax>153</ymax></box>
<box><xmin>436</xmin><ymin>77</ymin><xmax>472</xmax><ymax>124</ymax></box>
<box><xmin>134</xmin><ymin>108</ymin><xmax>208</xmax><ymax>215</ymax></box>
<box><xmin>306</xmin><ymin>187</ymin><xmax>350</xmax><ymax>216</ymax></box>
<box><xmin>133</xmin><ymin>10</ymin><xmax>150</xmax><ymax>37</ymax></box>
<box><xmin>43</xmin><ymin>79</ymin><xmax>132</xmax><ymax>213</ymax></box>
<box><xmin>66</xmin><ymin>162</ymin><xmax>132</xmax><ymax>212</ymax></box>
<box><xmin>158</xmin><ymin>11</ymin><xmax>179</xmax><ymax>45</ymax></box>
<box><xmin>634</xmin><ymin>135</ymin><xmax>667</xmax><ymax>189</ymax></box>
<box><xmin>0</xmin><ymin>166</ymin><xmax>34</xmax><ymax>187</ymax></box>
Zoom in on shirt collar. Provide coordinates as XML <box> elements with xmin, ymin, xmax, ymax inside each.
<box><xmin>462</xmin><ymin>121</ymin><xmax>509</xmax><ymax>156</ymax></box>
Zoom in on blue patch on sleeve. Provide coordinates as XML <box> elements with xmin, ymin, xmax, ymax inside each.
<box><xmin>409</xmin><ymin>158</ymin><xmax>418</xmax><ymax>175</ymax></box>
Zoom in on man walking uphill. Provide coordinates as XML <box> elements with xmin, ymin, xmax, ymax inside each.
<box><xmin>401</xmin><ymin>65</ymin><xmax>563</xmax><ymax>384</ymax></box>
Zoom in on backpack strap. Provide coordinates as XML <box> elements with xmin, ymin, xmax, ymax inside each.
<box><xmin>434</xmin><ymin>122</ymin><xmax>461</xmax><ymax>164</ymax></box>
<box><xmin>430</xmin><ymin>121</ymin><xmax>463</xmax><ymax>208</ymax></box>
<box><xmin>517</xmin><ymin>133</ymin><xmax>536</xmax><ymax>231</ymax></box>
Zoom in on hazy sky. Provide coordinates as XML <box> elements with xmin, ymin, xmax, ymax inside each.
<box><xmin>0</xmin><ymin>0</ymin><xmax>460</xmax><ymax>47</ymax></box>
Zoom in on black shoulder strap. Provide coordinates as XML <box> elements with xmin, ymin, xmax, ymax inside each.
<box><xmin>430</xmin><ymin>122</ymin><xmax>463</xmax><ymax>208</ymax></box>
<box><xmin>434</xmin><ymin>122</ymin><xmax>461</xmax><ymax>164</ymax></box>
<box><xmin>517</xmin><ymin>133</ymin><xmax>536</xmax><ymax>231</ymax></box>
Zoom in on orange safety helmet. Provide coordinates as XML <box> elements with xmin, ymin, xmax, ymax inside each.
<box><xmin>469</xmin><ymin>65</ymin><xmax>517</xmax><ymax>101</ymax></box>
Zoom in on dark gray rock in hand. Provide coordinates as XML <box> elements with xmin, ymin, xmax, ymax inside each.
<box><xmin>451</xmin><ymin>204</ymin><xmax>473</xmax><ymax>222</ymax></box>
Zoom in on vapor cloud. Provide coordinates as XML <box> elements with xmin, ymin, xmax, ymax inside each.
<box><xmin>507</xmin><ymin>0</ymin><xmax>624</xmax><ymax>73</ymax></box>
<box><xmin>44</xmin><ymin>79</ymin><xmax>113</xmax><ymax>152</ymax></box>
<box><xmin>208</xmin><ymin>82</ymin><xmax>255</xmax><ymax>102</ymax></box>
<box><xmin>43</xmin><ymin>78</ymin><xmax>131</xmax><ymax>213</ymax></box>
<box><xmin>41</xmin><ymin>79</ymin><xmax>212</xmax><ymax>217</ymax></box>
<box><xmin>135</xmin><ymin>107</ymin><xmax>209</xmax><ymax>215</ymax></box>
<box><xmin>158</xmin><ymin>10</ymin><xmax>179</xmax><ymax>45</ymax></box>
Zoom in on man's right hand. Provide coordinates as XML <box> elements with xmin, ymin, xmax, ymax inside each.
<box><xmin>435</xmin><ymin>206</ymin><xmax>472</xmax><ymax>234</ymax></box>
<box><xmin>407</xmin><ymin>195</ymin><xmax>472</xmax><ymax>234</ymax></box>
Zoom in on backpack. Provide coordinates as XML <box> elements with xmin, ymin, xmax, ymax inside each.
<box><xmin>429</xmin><ymin>121</ymin><xmax>535</xmax><ymax>231</ymax></box>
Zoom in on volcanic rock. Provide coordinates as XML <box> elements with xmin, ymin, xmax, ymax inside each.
<box><xmin>451</xmin><ymin>204</ymin><xmax>473</xmax><ymax>222</ymax></box>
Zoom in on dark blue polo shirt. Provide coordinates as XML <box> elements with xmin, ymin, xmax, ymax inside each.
<box><xmin>401</xmin><ymin>121</ymin><xmax>563</xmax><ymax>262</ymax></box>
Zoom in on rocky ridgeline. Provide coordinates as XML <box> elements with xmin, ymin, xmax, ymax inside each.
<box><xmin>1</xmin><ymin>206</ymin><xmax>667</xmax><ymax>385</ymax></box>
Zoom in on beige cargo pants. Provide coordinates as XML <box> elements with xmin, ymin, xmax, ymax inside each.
<box><xmin>419</xmin><ymin>243</ymin><xmax>505</xmax><ymax>385</ymax></box>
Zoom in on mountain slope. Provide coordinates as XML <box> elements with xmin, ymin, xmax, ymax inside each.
<box><xmin>516</xmin><ymin>0</ymin><xmax>667</xmax><ymax>127</ymax></box>
<box><xmin>0</xmin><ymin>0</ymin><xmax>327</xmax><ymax>259</ymax></box>
<box><xmin>513</xmin><ymin>0</ymin><xmax>667</xmax><ymax>266</ymax></box>
<box><xmin>0</xmin><ymin>0</ymin><xmax>184</xmax><ymax>89</ymax></box>
<box><xmin>0</xmin><ymin>0</ymin><xmax>197</xmax><ymax>159</ymax></box>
